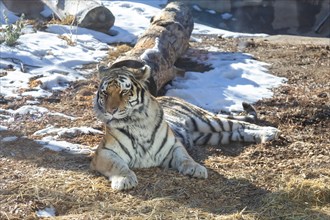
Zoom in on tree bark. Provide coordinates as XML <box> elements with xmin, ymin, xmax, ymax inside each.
<box><xmin>109</xmin><ymin>2</ymin><xmax>193</xmax><ymax>96</ymax></box>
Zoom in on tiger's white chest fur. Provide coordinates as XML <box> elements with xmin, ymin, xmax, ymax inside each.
<box><xmin>100</xmin><ymin>96</ymin><xmax>176</xmax><ymax>169</ymax></box>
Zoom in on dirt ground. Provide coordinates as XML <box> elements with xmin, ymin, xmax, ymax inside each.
<box><xmin>0</xmin><ymin>34</ymin><xmax>329</xmax><ymax>219</ymax></box>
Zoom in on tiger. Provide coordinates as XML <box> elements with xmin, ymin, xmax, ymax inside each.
<box><xmin>91</xmin><ymin>65</ymin><xmax>279</xmax><ymax>190</ymax></box>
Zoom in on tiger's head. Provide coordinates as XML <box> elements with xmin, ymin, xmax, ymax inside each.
<box><xmin>94</xmin><ymin>65</ymin><xmax>151</xmax><ymax>124</ymax></box>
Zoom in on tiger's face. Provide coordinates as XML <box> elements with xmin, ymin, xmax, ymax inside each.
<box><xmin>95</xmin><ymin>69</ymin><xmax>147</xmax><ymax>122</ymax></box>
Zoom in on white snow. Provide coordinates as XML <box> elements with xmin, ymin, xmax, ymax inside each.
<box><xmin>1</xmin><ymin>136</ymin><xmax>18</xmax><ymax>142</ymax></box>
<box><xmin>222</xmin><ymin>13</ymin><xmax>233</xmax><ymax>20</ymax></box>
<box><xmin>47</xmin><ymin>112</ymin><xmax>76</xmax><ymax>120</ymax></box>
<box><xmin>140</xmin><ymin>37</ymin><xmax>160</xmax><ymax>60</ymax></box>
<box><xmin>36</xmin><ymin>206</ymin><xmax>56</xmax><ymax>218</ymax></box>
<box><xmin>25</xmin><ymin>100</ymin><xmax>40</xmax><ymax>105</ymax></box>
<box><xmin>37</xmin><ymin>136</ymin><xmax>93</xmax><ymax>155</ymax></box>
<box><xmin>102</xmin><ymin>1</ymin><xmax>267</xmax><ymax>38</ymax></box>
<box><xmin>101</xmin><ymin>1</ymin><xmax>164</xmax><ymax>44</ymax></box>
<box><xmin>192</xmin><ymin>5</ymin><xmax>202</xmax><ymax>12</ymax></box>
<box><xmin>46</xmin><ymin>24</ymin><xmax>118</xmax><ymax>44</ymax></box>
<box><xmin>39</xmin><ymin>73</ymin><xmax>77</xmax><ymax>91</ymax></box>
<box><xmin>0</xmin><ymin>125</ymin><xmax>8</xmax><ymax>131</ymax></box>
<box><xmin>0</xmin><ymin>106</ymin><xmax>77</xmax><ymax>122</ymax></box>
<box><xmin>166</xmin><ymin>50</ymin><xmax>285</xmax><ymax>112</ymax></box>
<box><xmin>11</xmin><ymin>105</ymin><xmax>49</xmax><ymax>115</ymax></box>
<box><xmin>206</xmin><ymin>9</ymin><xmax>216</xmax><ymax>15</ymax></box>
<box><xmin>33</xmin><ymin>126</ymin><xmax>103</xmax><ymax>137</ymax></box>
<box><xmin>0</xmin><ymin>0</ymin><xmax>285</xmax><ymax>152</ymax></box>
<box><xmin>0</xmin><ymin>26</ymin><xmax>109</xmax><ymax>99</ymax></box>
<box><xmin>192</xmin><ymin>24</ymin><xmax>268</xmax><ymax>38</ymax></box>
<box><xmin>33</xmin><ymin>126</ymin><xmax>62</xmax><ymax>136</ymax></box>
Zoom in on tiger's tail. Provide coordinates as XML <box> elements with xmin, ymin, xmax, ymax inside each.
<box><xmin>192</xmin><ymin>125</ymin><xmax>280</xmax><ymax>146</ymax></box>
<box><xmin>216</xmin><ymin>102</ymin><xmax>257</xmax><ymax>123</ymax></box>
<box><xmin>186</xmin><ymin>103</ymin><xmax>279</xmax><ymax>145</ymax></box>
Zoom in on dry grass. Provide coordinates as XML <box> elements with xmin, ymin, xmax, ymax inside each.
<box><xmin>48</xmin><ymin>15</ymin><xmax>76</xmax><ymax>26</ymax></box>
<box><xmin>255</xmin><ymin>176</ymin><xmax>330</xmax><ymax>219</ymax></box>
<box><xmin>286</xmin><ymin>178</ymin><xmax>330</xmax><ymax>205</ymax></box>
<box><xmin>1</xmin><ymin>35</ymin><xmax>329</xmax><ymax>219</ymax></box>
<box><xmin>107</xmin><ymin>44</ymin><xmax>134</xmax><ymax>63</ymax></box>
<box><xmin>57</xmin><ymin>35</ymin><xmax>77</xmax><ymax>46</ymax></box>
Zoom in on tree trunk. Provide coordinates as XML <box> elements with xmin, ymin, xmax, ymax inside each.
<box><xmin>109</xmin><ymin>2</ymin><xmax>193</xmax><ymax>96</ymax></box>
<box><xmin>41</xmin><ymin>0</ymin><xmax>115</xmax><ymax>32</ymax></box>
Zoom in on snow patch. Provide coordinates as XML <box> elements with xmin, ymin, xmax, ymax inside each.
<box><xmin>39</xmin><ymin>73</ymin><xmax>79</xmax><ymax>91</ymax></box>
<box><xmin>101</xmin><ymin>1</ymin><xmax>164</xmax><ymax>43</ymax></box>
<box><xmin>221</xmin><ymin>13</ymin><xmax>233</xmax><ymax>20</ymax></box>
<box><xmin>0</xmin><ymin>125</ymin><xmax>8</xmax><ymax>131</ymax></box>
<box><xmin>12</xmin><ymin>105</ymin><xmax>49</xmax><ymax>115</ymax></box>
<box><xmin>192</xmin><ymin>5</ymin><xmax>202</xmax><ymax>12</ymax></box>
<box><xmin>25</xmin><ymin>100</ymin><xmax>40</xmax><ymax>105</ymax></box>
<box><xmin>0</xmin><ymin>106</ymin><xmax>77</xmax><ymax>122</ymax></box>
<box><xmin>206</xmin><ymin>9</ymin><xmax>216</xmax><ymax>15</ymax></box>
<box><xmin>47</xmin><ymin>112</ymin><xmax>76</xmax><ymax>120</ymax></box>
<box><xmin>166</xmin><ymin>51</ymin><xmax>286</xmax><ymax>112</ymax></box>
<box><xmin>36</xmin><ymin>206</ymin><xmax>56</xmax><ymax>218</ymax></box>
<box><xmin>0</xmin><ymin>26</ymin><xmax>108</xmax><ymax>99</ymax></box>
<box><xmin>22</xmin><ymin>90</ymin><xmax>53</xmax><ymax>98</ymax></box>
<box><xmin>140</xmin><ymin>37</ymin><xmax>160</xmax><ymax>61</ymax></box>
<box><xmin>1</xmin><ymin>136</ymin><xmax>18</xmax><ymax>142</ymax></box>
<box><xmin>37</xmin><ymin>136</ymin><xmax>93</xmax><ymax>155</ymax></box>
<box><xmin>33</xmin><ymin>126</ymin><xmax>103</xmax><ymax>138</ymax></box>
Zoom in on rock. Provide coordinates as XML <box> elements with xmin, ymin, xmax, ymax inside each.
<box><xmin>2</xmin><ymin>0</ymin><xmax>44</xmax><ymax>18</ymax></box>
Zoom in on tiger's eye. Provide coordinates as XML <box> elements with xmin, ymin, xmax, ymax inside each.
<box><xmin>121</xmin><ymin>90</ymin><xmax>129</xmax><ymax>96</ymax></box>
<box><xmin>101</xmin><ymin>90</ymin><xmax>107</xmax><ymax>95</ymax></box>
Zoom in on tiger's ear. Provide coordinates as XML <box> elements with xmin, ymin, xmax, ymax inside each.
<box><xmin>125</xmin><ymin>65</ymin><xmax>157</xmax><ymax>96</ymax></box>
<box><xmin>97</xmin><ymin>64</ymin><xmax>111</xmax><ymax>80</ymax></box>
<box><xmin>137</xmin><ymin>65</ymin><xmax>157</xmax><ymax>96</ymax></box>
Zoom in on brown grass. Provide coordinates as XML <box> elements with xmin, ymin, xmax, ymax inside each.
<box><xmin>49</xmin><ymin>15</ymin><xmax>76</xmax><ymax>26</ymax></box>
<box><xmin>107</xmin><ymin>44</ymin><xmax>133</xmax><ymax>62</ymax></box>
<box><xmin>1</xmin><ymin>35</ymin><xmax>329</xmax><ymax>219</ymax></box>
<box><xmin>286</xmin><ymin>178</ymin><xmax>330</xmax><ymax>205</ymax></box>
<box><xmin>57</xmin><ymin>35</ymin><xmax>77</xmax><ymax>46</ymax></box>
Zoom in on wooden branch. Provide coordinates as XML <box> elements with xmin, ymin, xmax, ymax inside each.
<box><xmin>109</xmin><ymin>2</ymin><xmax>193</xmax><ymax>96</ymax></box>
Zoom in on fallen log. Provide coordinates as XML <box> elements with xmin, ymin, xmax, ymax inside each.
<box><xmin>41</xmin><ymin>0</ymin><xmax>115</xmax><ymax>32</ymax></box>
<box><xmin>102</xmin><ymin>2</ymin><xmax>193</xmax><ymax>96</ymax></box>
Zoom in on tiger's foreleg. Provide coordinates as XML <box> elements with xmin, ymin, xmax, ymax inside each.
<box><xmin>161</xmin><ymin>141</ymin><xmax>208</xmax><ymax>179</ymax></box>
<box><xmin>90</xmin><ymin>144</ymin><xmax>138</xmax><ymax>190</ymax></box>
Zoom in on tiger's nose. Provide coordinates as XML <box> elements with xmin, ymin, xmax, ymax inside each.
<box><xmin>108</xmin><ymin>108</ymin><xmax>118</xmax><ymax>115</ymax></box>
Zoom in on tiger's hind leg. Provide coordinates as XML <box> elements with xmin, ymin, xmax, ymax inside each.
<box><xmin>91</xmin><ymin>143</ymin><xmax>138</xmax><ymax>191</ymax></box>
<box><xmin>161</xmin><ymin>141</ymin><xmax>208</xmax><ymax>179</ymax></box>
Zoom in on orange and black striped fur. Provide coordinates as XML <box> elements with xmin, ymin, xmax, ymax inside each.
<box><xmin>91</xmin><ymin>66</ymin><xmax>279</xmax><ymax>190</ymax></box>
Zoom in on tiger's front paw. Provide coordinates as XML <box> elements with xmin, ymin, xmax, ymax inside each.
<box><xmin>179</xmin><ymin>160</ymin><xmax>208</xmax><ymax>179</ymax></box>
<box><xmin>109</xmin><ymin>171</ymin><xmax>138</xmax><ymax>190</ymax></box>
